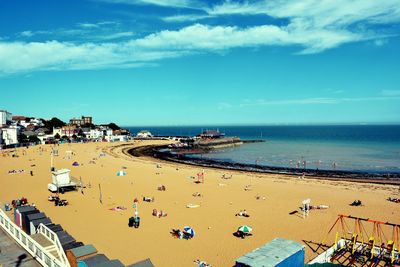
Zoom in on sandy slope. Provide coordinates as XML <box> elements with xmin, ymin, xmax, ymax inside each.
<box><xmin>1</xmin><ymin>141</ymin><xmax>399</xmax><ymax>266</ymax></box>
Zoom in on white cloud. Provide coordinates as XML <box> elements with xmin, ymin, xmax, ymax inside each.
<box><xmin>206</xmin><ymin>1</ymin><xmax>266</xmax><ymax>16</ymax></box>
<box><xmin>217</xmin><ymin>102</ymin><xmax>233</xmax><ymax>110</ymax></box>
<box><xmin>19</xmin><ymin>31</ymin><xmax>34</xmax><ymax>37</ymax></box>
<box><xmin>162</xmin><ymin>14</ymin><xmax>211</xmax><ymax>23</ymax></box>
<box><xmin>0</xmin><ymin>23</ymin><xmax>367</xmax><ymax>74</ymax></box>
<box><xmin>374</xmin><ymin>39</ymin><xmax>388</xmax><ymax>46</ymax></box>
<box><xmin>96</xmin><ymin>31</ymin><xmax>135</xmax><ymax>40</ymax></box>
<box><xmin>381</xmin><ymin>90</ymin><xmax>400</xmax><ymax>96</ymax></box>
<box><xmin>2</xmin><ymin>0</ymin><xmax>400</xmax><ymax>75</ymax></box>
<box><xmin>238</xmin><ymin>95</ymin><xmax>400</xmax><ymax>107</ymax></box>
<box><xmin>77</xmin><ymin>23</ymin><xmax>100</xmax><ymax>29</ymax></box>
<box><xmin>101</xmin><ymin>0</ymin><xmax>199</xmax><ymax>9</ymax></box>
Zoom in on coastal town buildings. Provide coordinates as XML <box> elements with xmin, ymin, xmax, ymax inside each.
<box><xmin>1</xmin><ymin>126</ymin><xmax>19</xmax><ymax>146</ymax></box>
<box><xmin>0</xmin><ymin>110</ymin><xmax>12</xmax><ymax>127</ymax></box>
<box><xmin>53</xmin><ymin>125</ymin><xmax>77</xmax><ymax>138</ymax></box>
<box><xmin>69</xmin><ymin>116</ymin><xmax>92</xmax><ymax>126</ymax></box>
<box><xmin>1</xmin><ymin>109</ymin><xmax>130</xmax><ymax>146</ymax></box>
<box><xmin>137</xmin><ymin>130</ymin><xmax>153</xmax><ymax>138</ymax></box>
<box><xmin>88</xmin><ymin>126</ymin><xmax>113</xmax><ymax>140</ymax></box>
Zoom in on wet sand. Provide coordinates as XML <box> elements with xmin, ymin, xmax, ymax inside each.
<box><xmin>1</xmin><ymin>141</ymin><xmax>399</xmax><ymax>266</ymax></box>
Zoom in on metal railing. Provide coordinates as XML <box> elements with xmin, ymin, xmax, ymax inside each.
<box><xmin>0</xmin><ymin>208</ymin><xmax>69</xmax><ymax>267</ymax></box>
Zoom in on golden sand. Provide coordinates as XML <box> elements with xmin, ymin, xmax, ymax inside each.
<box><xmin>1</xmin><ymin>141</ymin><xmax>399</xmax><ymax>266</ymax></box>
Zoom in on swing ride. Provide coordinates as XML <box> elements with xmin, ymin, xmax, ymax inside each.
<box><xmin>308</xmin><ymin>214</ymin><xmax>399</xmax><ymax>266</ymax></box>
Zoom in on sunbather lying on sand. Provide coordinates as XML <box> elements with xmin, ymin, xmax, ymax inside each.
<box><xmin>350</xmin><ymin>200</ymin><xmax>362</xmax><ymax>206</ymax></box>
<box><xmin>221</xmin><ymin>173</ymin><xmax>232</xmax><ymax>179</ymax></box>
<box><xmin>171</xmin><ymin>228</ymin><xmax>183</xmax><ymax>239</ymax></box>
<box><xmin>192</xmin><ymin>192</ymin><xmax>202</xmax><ymax>197</ymax></box>
<box><xmin>143</xmin><ymin>196</ymin><xmax>155</xmax><ymax>202</ymax></box>
<box><xmin>255</xmin><ymin>195</ymin><xmax>266</xmax><ymax>200</ymax></box>
<box><xmin>110</xmin><ymin>206</ymin><xmax>127</xmax><ymax>211</ymax></box>
<box><xmin>48</xmin><ymin>195</ymin><xmax>60</xmax><ymax>201</ymax></box>
<box><xmin>194</xmin><ymin>259</ymin><xmax>212</xmax><ymax>267</ymax></box>
<box><xmin>235</xmin><ymin>210</ymin><xmax>250</xmax><ymax>217</ymax></box>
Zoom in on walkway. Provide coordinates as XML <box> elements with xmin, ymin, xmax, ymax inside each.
<box><xmin>0</xmin><ymin>227</ymin><xmax>40</xmax><ymax>267</ymax></box>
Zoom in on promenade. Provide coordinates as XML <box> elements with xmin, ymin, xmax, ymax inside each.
<box><xmin>0</xmin><ymin>228</ymin><xmax>40</xmax><ymax>267</ymax></box>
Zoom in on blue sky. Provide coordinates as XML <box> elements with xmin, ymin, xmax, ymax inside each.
<box><xmin>0</xmin><ymin>0</ymin><xmax>399</xmax><ymax>126</ymax></box>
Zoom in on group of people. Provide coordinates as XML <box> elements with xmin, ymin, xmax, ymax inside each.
<box><xmin>158</xmin><ymin>185</ymin><xmax>166</xmax><ymax>191</ymax></box>
<box><xmin>48</xmin><ymin>195</ymin><xmax>68</xmax><ymax>206</ymax></box>
<box><xmin>387</xmin><ymin>197</ymin><xmax>400</xmax><ymax>203</ymax></box>
<box><xmin>152</xmin><ymin>209</ymin><xmax>167</xmax><ymax>218</ymax></box>
<box><xmin>350</xmin><ymin>200</ymin><xmax>362</xmax><ymax>206</ymax></box>
<box><xmin>234</xmin><ymin>230</ymin><xmax>252</xmax><ymax>239</ymax></box>
<box><xmin>128</xmin><ymin>216</ymin><xmax>140</xmax><ymax>228</ymax></box>
<box><xmin>8</xmin><ymin>169</ymin><xmax>24</xmax><ymax>174</ymax></box>
<box><xmin>171</xmin><ymin>229</ymin><xmax>193</xmax><ymax>240</ymax></box>
<box><xmin>11</xmin><ymin>197</ymin><xmax>28</xmax><ymax>208</ymax></box>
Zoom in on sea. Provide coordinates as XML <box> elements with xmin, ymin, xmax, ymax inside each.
<box><xmin>126</xmin><ymin>125</ymin><xmax>400</xmax><ymax>173</ymax></box>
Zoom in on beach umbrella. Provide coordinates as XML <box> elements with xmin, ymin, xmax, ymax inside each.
<box><xmin>183</xmin><ymin>226</ymin><xmax>195</xmax><ymax>237</ymax></box>
<box><xmin>117</xmin><ymin>170</ymin><xmax>126</xmax><ymax>176</ymax></box>
<box><xmin>72</xmin><ymin>162</ymin><xmax>79</xmax><ymax>166</ymax></box>
<box><xmin>238</xmin><ymin>225</ymin><xmax>252</xmax><ymax>234</ymax></box>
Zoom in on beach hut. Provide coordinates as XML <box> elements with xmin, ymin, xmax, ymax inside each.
<box><xmin>14</xmin><ymin>206</ymin><xmax>37</xmax><ymax>229</ymax></box>
<box><xmin>56</xmin><ymin>231</ymin><xmax>76</xmax><ymax>249</ymax></box>
<box><xmin>95</xmin><ymin>260</ymin><xmax>124</xmax><ymax>267</ymax></box>
<box><xmin>66</xmin><ymin>244</ymin><xmax>98</xmax><ymax>267</ymax></box>
<box><xmin>116</xmin><ymin>170</ymin><xmax>126</xmax><ymax>176</ymax></box>
<box><xmin>63</xmin><ymin>242</ymin><xmax>84</xmax><ymax>251</ymax></box>
<box><xmin>29</xmin><ymin>217</ymin><xmax>52</xmax><ymax>235</ymax></box>
<box><xmin>78</xmin><ymin>254</ymin><xmax>109</xmax><ymax>267</ymax></box>
<box><xmin>126</xmin><ymin>258</ymin><xmax>155</xmax><ymax>267</ymax></box>
<box><xmin>235</xmin><ymin>238</ymin><xmax>305</xmax><ymax>267</ymax></box>
<box><xmin>25</xmin><ymin>212</ymin><xmax>47</xmax><ymax>234</ymax></box>
<box><xmin>46</xmin><ymin>223</ymin><xmax>63</xmax><ymax>233</ymax></box>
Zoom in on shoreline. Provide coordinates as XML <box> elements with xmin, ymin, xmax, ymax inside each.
<box><xmin>2</xmin><ymin>141</ymin><xmax>400</xmax><ymax>266</ymax></box>
<box><xmin>126</xmin><ymin>144</ymin><xmax>400</xmax><ymax>185</ymax></box>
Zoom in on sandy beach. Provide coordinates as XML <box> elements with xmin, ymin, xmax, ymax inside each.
<box><xmin>1</xmin><ymin>141</ymin><xmax>399</xmax><ymax>266</ymax></box>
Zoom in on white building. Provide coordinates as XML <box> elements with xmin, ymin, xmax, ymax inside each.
<box><xmin>136</xmin><ymin>130</ymin><xmax>153</xmax><ymax>138</ymax></box>
<box><xmin>53</xmin><ymin>127</ymin><xmax>62</xmax><ymax>138</ymax></box>
<box><xmin>105</xmin><ymin>135</ymin><xmax>129</xmax><ymax>142</ymax></box>
<box><xmin>88</xmin><ymin>127</ymin><xmax>112</xmax><ymax>140</ymax></box>
<box><xmin>2</xmin><ymin>126</ymin><xmax>19</xmax><ymax>146</ymax></box>
<box><xmin>18</xmin><ymin>118</ymin><xmax>44</xmax><ymax>128</ymax></box>
<box><xmin>37</xmin><ymin>134</ymin><xmax>55</xmax><ymax>144</ymax></box>
<box><xmin>0</xmin><ymin>110</ymin><xmax>12</xmax><ymax>127</ymax></box>
<box><xmin>88</xmin><ymin>129</ymin><xmax>102</xmax><ymax>139</ymax></box>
